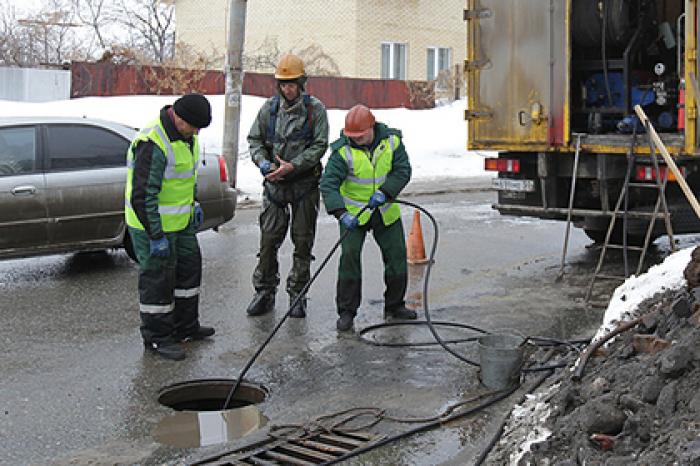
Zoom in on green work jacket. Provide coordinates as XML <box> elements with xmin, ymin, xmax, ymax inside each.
<box><xmin>320</xmin><ymin>122</ymin><xmax>411</xmax><ymax>226</ymax></box>
<box><xmin>125</xmin><ymin>117</ymin><xmax>198</xmax><ymax>233</ymax></box>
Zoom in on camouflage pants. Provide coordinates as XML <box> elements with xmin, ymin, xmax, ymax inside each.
<box><xmin>252</xmin><ymin>184</ymin><xmax>320</xmax><ymax>297</ymax></box>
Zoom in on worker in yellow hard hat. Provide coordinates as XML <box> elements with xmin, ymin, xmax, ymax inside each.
<box><xmin>245</xmin><ymin>54</ymin><xmax>330</xmax><ymax>318</ymax></box>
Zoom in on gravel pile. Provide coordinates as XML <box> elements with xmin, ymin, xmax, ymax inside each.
<box><xmin>486</xmin><ymin>247</ymin><xmax>700</xmax><ymax>465</ymax></box>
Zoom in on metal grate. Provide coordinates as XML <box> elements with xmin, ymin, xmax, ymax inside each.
<box><xmin>194</xmin><ymin>430</ymin><xmax>382</xmax><ymax>465</ymax></box>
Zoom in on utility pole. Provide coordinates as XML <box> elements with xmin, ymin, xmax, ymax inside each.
<box><xmin>222</xmin><ymin>0</ymin><xmax>247</xmax><ymax>190</ymax></box>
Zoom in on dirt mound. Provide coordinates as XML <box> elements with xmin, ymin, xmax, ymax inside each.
<box><xmin>488</xmin><ymin>249</ymin><xmax>700</xmax><ymax>465</ymax></box>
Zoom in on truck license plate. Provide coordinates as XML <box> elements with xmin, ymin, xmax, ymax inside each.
<box><xmin>492</xmin><ymin>178</ymin><xmax>535</xmax><ymax>192</ymax></box>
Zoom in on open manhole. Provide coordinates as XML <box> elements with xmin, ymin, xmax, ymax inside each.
<box><xmin>157</xmin><ymin>378</ymin><xmax>268</xmax><ymax>411</ymax></box>
<box><xmin>153</xmin><ymin>379</ymin><xmax>269</xmax><ymax>448</ymax></box>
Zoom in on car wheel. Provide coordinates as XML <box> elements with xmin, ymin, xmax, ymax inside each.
<box><xmin>123</xmin><ymin>233</ymin><xmax>139</xmax><ymax>263</ymax></box>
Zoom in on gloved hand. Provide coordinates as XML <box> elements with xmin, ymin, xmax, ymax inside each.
<box><xmin>259</xmin><ymin>160</ymin><xmax>272</xmax><ymax>176</ymax></box>
<box><xmin>193</xmin><ymin>202</ymin><xmax>204</xmax><ymax>228</ymax></box>
<box><xmin>149</xmin><ymin>236</ymin><xmax>170</xmax><ymax>258</ymax></box>
<box><xmin>368</xmin><ymin>190</ymin><xmax>387</xmax><ymax>209</ymax></box>
<box><xmin>340</xmin><ymin>212</ymin><xmax>359</xmax><ymax>230</ymax></box>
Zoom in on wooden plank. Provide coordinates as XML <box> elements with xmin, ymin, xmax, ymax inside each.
<box><xmin>634</xmin><ymin>105</ymin><xmax>700</xmax><ymax>219</ymax></box>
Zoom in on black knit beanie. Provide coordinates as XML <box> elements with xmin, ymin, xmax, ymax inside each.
<box><xmin>173</xmin><ymin>93</ymin><xmax>212</xmax><ymax>128</ymax></box>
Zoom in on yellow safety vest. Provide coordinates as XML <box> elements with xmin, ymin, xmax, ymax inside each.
<box><xmin>339</xmin><ymin>134</ymin><xmax>401</xmax><ymax>226</ymax></box>
<box><xmin>124</xmin><ymin>118</ymin><xmax>199</xmax><ymax>233</ymax></box>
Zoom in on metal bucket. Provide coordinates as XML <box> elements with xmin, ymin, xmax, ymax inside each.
<box><xmin>477</xmin><ymin>333</ymin><xmax>525</xmax><ymax>390</ymax></box>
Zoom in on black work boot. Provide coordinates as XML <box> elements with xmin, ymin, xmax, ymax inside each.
<box><xmin>144</xmin><ymin>340</ymin><xmax>186</xmax><ymax>361</ymax></box>
<box><xmin>178</xmin><ymin>325</ymin><xmax>215</xmax><ymax>342</ymax></box>
<box><xmin>288</xmin><ymin>295</ymin><xmax>307</xmax><ymax>318</ymax></box>
<box><xmin>246</xmin><ymin>291</ymin><xmax>275</xmax><ymax>316</ymax></box>
<box><xmin>336</xmin><ymin>311</ymin><xmax>355</xmax><ymax>332</ymax></box>
<box><xmin>385</xmin><ymin>305</ymin><xmax>417</xmax><ymax>320</ymax></box>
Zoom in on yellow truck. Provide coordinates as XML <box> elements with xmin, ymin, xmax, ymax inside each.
<box><xmin>466</xmin><ymin>0</ymin><xmax>697</xmax><ymax>243</ymax></box>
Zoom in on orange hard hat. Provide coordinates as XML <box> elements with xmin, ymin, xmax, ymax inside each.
<box><xmin>344</xmin><ymin>104</ymin><xmax>375</xmax><ymax>138</ymax></box>
<box><xmin>275</xmin><ymin>54</ymin><xmax>305</xmax><ymax>80</ymax></box>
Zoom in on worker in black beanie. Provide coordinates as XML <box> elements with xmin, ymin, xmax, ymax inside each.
<box><xmin>124</xmin><ymin>92</ymin><xmax>214</xmax><ymax>361</ymax></box>
<box><xmin>173</xmin><ymin>93</ymin><xmax>212</xmax><ymax>129</ymax></box>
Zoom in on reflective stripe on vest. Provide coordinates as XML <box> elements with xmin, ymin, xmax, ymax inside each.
<box><xmin>124</xmin><ymin>118</ymin><xmax>199</xmax><ymax>232</ymax></box>
<box><xmin>339</xmin><ymin>134</ymin><xmax>401</xmax><ymax>226</ymax></box>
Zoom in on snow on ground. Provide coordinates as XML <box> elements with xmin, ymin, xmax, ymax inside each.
<box><xmin>0</xmin><ymin>94</ymin><xmax>493</xmax><ymax>202</ymax></box>
<box><xmin>503</xmin><ymin>383</ymin><xmax>559</xmax><ymax>465</ymax></box>
<box><xmin>592</xmin><ymin>246</ymin><xmax>694</xmax><ymax>343</ymax></box>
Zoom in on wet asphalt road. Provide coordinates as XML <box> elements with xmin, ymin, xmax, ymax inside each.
<box><xmin>1</xmin><ymin>185</ymin><xmax>646</xmax><ymax>465</ymax></box>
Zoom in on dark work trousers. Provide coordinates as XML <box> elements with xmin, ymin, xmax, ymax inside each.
<box><xmin>336</xmin><ymin>210</ymin><xmax>407</xmax><ymax>316</ymax></box>
<box><xmin>252</xmin><ymin>182</ymin><xmax>320</xmax><ymax>298</ymax></box>
<box><xmin>129</xmin><ymin>224</ymin><xmax>202</xmax><ymax>344</ymax></box>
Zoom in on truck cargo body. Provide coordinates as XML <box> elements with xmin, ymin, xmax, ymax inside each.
<box><xmin>466</xmin><ymin>0</ymin><xmax>700</xmax><ymax>242</ymax></box>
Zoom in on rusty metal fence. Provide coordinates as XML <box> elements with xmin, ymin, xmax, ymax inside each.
<box><xmin>70</xmin><ymin>62</ymin><xmax>434</xmax><ymax>110</ymax></box>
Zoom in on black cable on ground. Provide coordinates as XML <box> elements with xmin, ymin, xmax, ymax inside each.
<box><xmin>321</xmin><ymin>384</ymin><xmax>520</xmax><ymax>465</ymax></box>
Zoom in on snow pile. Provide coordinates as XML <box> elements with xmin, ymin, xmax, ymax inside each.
<box><xmin>593</xmin><ymin>246</ymin><xmax>693</xmax><ymax>343</ymax></box>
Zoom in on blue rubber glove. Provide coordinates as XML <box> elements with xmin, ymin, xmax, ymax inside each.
<box><xmin>259</xmin><ymin>160</ymin><xmax>272</xmax><ymax>176</ymax></box>
<box><xmin>368</xmin><ymin>190</ymin><xmax>387</xmax><ymax>209</ymax></box>
<box><xmin>193</xmin><ymin>202</ymin><xmax>204</xmax><ymax>228</ymax></box>
<box><xmin>149</xmin><ymin>236</ymin><xmax>170</xmax><ymax>258</ymax></box>
<box><xmin>340</xmin><ymin>212</ymin><xmax>359</xmax><ymax>230</ymax></box>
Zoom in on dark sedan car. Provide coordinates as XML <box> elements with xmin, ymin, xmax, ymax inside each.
<box><xmin>0</xmin><ymin>116</ymin><xmax>236</xmax><ymax>260</ymax></box>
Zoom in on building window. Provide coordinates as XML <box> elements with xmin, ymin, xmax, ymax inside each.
<box><xmin>427</xmin><ymin>47</ymin><xmax>451</xmax><ymax>82</ymax></box>
<box><xmin>381</xmin><ymin>42</ymin><xmax>406</xmax><ymax>80</ymax></box>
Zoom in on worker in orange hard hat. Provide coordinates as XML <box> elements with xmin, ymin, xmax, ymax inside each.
<box><xmin>245</xmin><ymin>53</ymin><xmax>329</xmax><ymax>319</ymax></box>
<box><xmin>320</xmin><ymin>104</ymin><xmax>415</xmax><ymax>332</ymax></box>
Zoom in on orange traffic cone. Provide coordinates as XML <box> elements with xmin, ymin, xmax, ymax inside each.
<box><xmin>407</xmin><ymin>210</ymin><xmax>428</xmax><ymax>265</ymax></box>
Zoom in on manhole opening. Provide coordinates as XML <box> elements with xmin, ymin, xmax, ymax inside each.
<box><xmin>158</xmin><ymin>378</ymin><xmax>267</xmax><ymax>412</ymax></box>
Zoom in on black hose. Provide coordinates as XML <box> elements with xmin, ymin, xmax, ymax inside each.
<box><xmin>394</xmin><ymin>200</ymin><xmax>585</xmax><ymax>371</ymax></box>
<box><xmin>224</xmin><ymin>199</ymin><xmax>587</xmax><ymax>409</ymax></box>
<box><xmin>222</xmin><ymin>206</ymin><xmax>369</xmax><ymax>409</ymax></box>
<box><xmin>602</xmin><ymin>1</ymin><xmax>615</xmax><ymax>106</ymax></box>
<box><xmin>357</xmin><ymin>320</ymin><xmax>488</xmax><ymax>347</ymax></box>
<box><xmin>396</xmin><ymin>199</ymin><xmax>480</xmax><ymax>366</ymax></box>
<box><xmin>321</xmin><ymin>384</ymin><xmax>520</xmax><ymax>465</ymax></box>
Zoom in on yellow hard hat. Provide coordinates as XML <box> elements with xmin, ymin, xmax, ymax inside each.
<box><xmin>275</xmin><ymin>54</ymin><xmax>305</xmax><ymax>80</ymax></box>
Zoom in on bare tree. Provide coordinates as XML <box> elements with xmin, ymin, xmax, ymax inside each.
<box><xmin>0</xmin><ymin>2</ymin><xmax>28</xmax><ymax>66</ymax></box>
<box><xmin>70</xmin><ymin>0</ymin><xmax>112</xmax><ymax>51</ymax></box>
<box><xmin>295</xmin><ymin>43</ymin><xmax>341</xmax><ymax>76</ymax></box>
<box><xmin>243</xmin><ymin>37</ymin><xmax>341</xmax><ymax>76</ymax></box>
<box><xmin>114</xmin><ymin>0</ymin><xmax>175</xmax><ymax>64</ymax></box>
<box><xmin>243</xmin><ymin>36</ymin><xmax>281</xmax><ymax>72</ymax></box>
<box><xmin>0</xmin><ymin>0</ymin><xmax>89</xmax><ymax>67</ymax></box>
